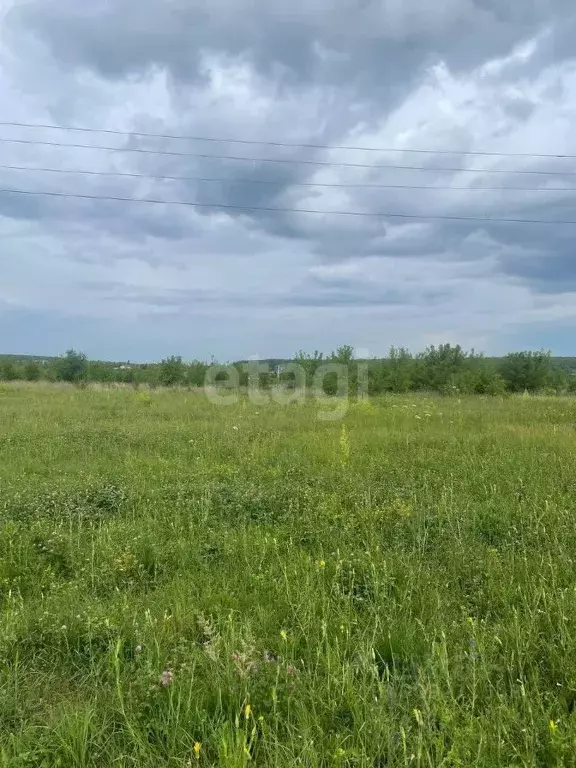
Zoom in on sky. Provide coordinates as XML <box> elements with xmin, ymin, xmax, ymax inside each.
<box><xmin>1</xmin><ymin>0</ymin><xmax>576</xmax><ymax>361</ymax></box>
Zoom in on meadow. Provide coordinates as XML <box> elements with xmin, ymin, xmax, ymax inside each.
<box><xmin>1</xmin><ymin>383</ymin><xmax>576</xmax><ymax>766</ymax></box>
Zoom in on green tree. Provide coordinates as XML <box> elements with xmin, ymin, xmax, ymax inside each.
<box><xmin>23</xmin><ymin>360</ymin><xmax>41</xmax><ymax>382</ymax></box>
<box><xmin>324</xmin><ymin>346</ymin><xmax>356</xmax><ymax>395</ymax></box>
<box><xmin>421</xmin><ymin>344</ymin><xmax>468</xmax><ymax>393</ymax></box>
<box><xmin>187</xmin><ymin>361</ymin><xmax>209</xmax><ymax>388</ymax></box>
<box><xmin>549</xmin><ymin>367</ymin><xmax>568</xmax><ymax>394</ymax></box>
<box><xmin>498</xmin><ymin>350</ymin><xmax>552</xmax><ymax>392</ymax></box>
<box><xmin>117</xmin><ymin>366</ymin><xmax>136</xmax><ymax>385</ymax></box>
<box><xmin>386</xmin><ymin>347</ymin><xmax>417</xmax><ymax>393</ymax></box>
<box><xmin>87</xmin><ymin>361</ymin><xmax>114</xmax><ymax>383</ymax></box>
<box><xmin>485</xmin><ymin>373</ymin><xmax>508</xmax><ymax>397</ymax></box>
<box><xmin>55</xmin><ymin>349</ymin><xmax>88</xmax><ymax>383</ymax></box>
<box><xmin>159</xmin><ymin>356</ymin><xmax>186</xmax><ymax>387</ymax></box>
<box><xmin>0</xmin><ymin>359</ymin><xmax>19</xmax><ymax>381</ymax></box>
<box><xmin>330</xmin><ymin>345</ymin><xmax>355</xmax><ymax>365</ymax></box>
<box><xmin>294</xmin><ymin>350</ymin><xmax>324</xmax><ymax>387</ymax></box>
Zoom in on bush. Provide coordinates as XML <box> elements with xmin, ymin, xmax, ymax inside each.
<box><xmin>55</xmin><ymin>349</ymin><xmax>88</xmax><ymax>383</ymax></box>
<box><xmin>159</xmin><ymin>356</ymin><xmax>186</xmax><ymax>387</ymax></box>
<box><xmin>498</xmin><ymin>350</ymin><xmax>552</xmax><ymax>392</ymax></box>
<box><xmin>0</xmin><ymin>359</ymin><xmax>20</xmax><ymax>381</ymax></box>
<box><xmin>486</xmin><ymin>373</ymin><xmax>508</xmax><ymax>397</ymax></box>
<box><xmin>23</xmin><ymin>361</ymin><xmax>41</xmax><ymax>382</ymax></box>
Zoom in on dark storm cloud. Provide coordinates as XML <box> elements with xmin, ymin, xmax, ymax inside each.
<box><xmin>283</xmin><ymin>273</ymin><xmax>451</xmax><ymax>307</ymax></box>
<box><xmin>0</xmin><ymin>184</ymin><xmax>198</xmax><ymax>243</ymax></box>
<box><xmin>11</xmin><ymin>0</ymin><xmax>576</xmax><ymax>90</ymax></box>
<box><xmin>2</xmin><ymin>0</ymin><xmax>576</xmax><ymax>360</ymax></box>
<box><xmin>7</xmin><ymin>0</ymin><xmax>575</xmax><ymax>180</ymax></box>
<box><xmin>4</xmin><ymin>0</ymin><xmax>576</xmax><ymax>284</ymax></box>
<box><xmin>78</xmin><ymin>270</ymin><xmax>451</xmax><ymax>309</ymax></box>
<box><xmin>497</xmin><ymin>248</ymin><xmax>576</xmax><ymax>293</ymax></box>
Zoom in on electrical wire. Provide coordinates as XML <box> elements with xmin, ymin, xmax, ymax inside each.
<box><xmin>2</xmin><ymin>186</ymin><xmax>576</xmax><ymax>225</ymax></box>
<box><xmin>1</xmin><ymin>136</ymin><xmax>576</xmax><ymax>175</ymax></box>
<box><xmin>1</xmin><ymin>119</ymin><xmax>575</xmax><ymax>160</ymax></box>
<box><xmin>2</xmin><ymin>162</ymin><xmax>576</xmax><ymax>192</ymax></box>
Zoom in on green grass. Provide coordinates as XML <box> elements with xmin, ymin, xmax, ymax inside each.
<box><xmin>1</xmin><ymin>383</ymin><xmax>576</xmax><ymax>766</ymax></box>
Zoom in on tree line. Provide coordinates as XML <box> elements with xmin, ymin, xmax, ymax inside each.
<box><xmin>0</xmin><ymin>345</ymin><xmax>573</xmax><ymax>395</ymax></box>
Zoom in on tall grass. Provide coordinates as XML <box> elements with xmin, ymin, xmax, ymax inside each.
<box><xmin>1</xmin><ymin>385</ymin><xmax>575</xmax><ymax>765</ymax></box>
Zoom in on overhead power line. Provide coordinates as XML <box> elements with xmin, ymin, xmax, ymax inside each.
<box><xmin>1</xmin><ymin>119</ymin><xmax>575</xmax><ymax>160</ymax></box>
<box><xmin>2</xmin><ymin>186</ymin><xmax>576</xmax><ymax>225</ymax></box>
<box><xmin>1</xmin><ymin>136</ymin><xmax>575</xmax><ymax>176</ymax></box>
<box><xmin>3</xmin><ymin>162</ymin><xmax>576</xmax><ymax>193</ymax></box>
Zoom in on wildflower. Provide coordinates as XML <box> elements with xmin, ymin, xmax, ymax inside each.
<box><xmin>549</xmin><ymin>719</ymin><xmax>558</xmax><ymax>733</ymax></box>
<box><xmin>135</xmin><ymin>644</ymin><xmax>143</xmax><ymax>654</ymax></box>
<box><xmin>193</xmin><ymin>741</ymin><xmax>201</xmax><ymax>760</ymax></box>
<box><xmin>160</xmin><ymin>669</ymin><xmax>174</xmax><ymax>687</ymax></box>
<box><xmin>244</xmin><ymin>703</ymin><xmax>252</xmax><ymax>719</ymax></box>
<box><xmin>317</xmin><ymin>559</ymin><xmax>326</xmax><ymax>570</ymax></box>
<box><xmin>280</xmin><ymin>629</ymin><xmax>288</xmax><ymax>641</ymax></box>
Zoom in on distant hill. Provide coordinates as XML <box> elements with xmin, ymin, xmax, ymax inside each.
<box><xmin>550</xmin><ymin>358</ymin><xmax>576</xmax><ymax>374</ymax></box>
<box><xmin>234</xmin><ymin>359</ymin><xmax>293</xmax><ymax>368</ymax></box>
<box><xmin>0</xmin><ymin>353</ymin><xmax>135</xmax><ymax>367</ymax></box>
<box><xmin>3</xmin><ymin>353</ymin><xmax>576</xmax><ymax>373</ymax></box>
<box><xmin>0</xmin><ymin>354</ymin><xmax>57</xmax><ymax>364</ymax></box>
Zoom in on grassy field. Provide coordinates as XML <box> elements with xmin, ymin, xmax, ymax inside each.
<box><xmin>1</xmin><ymin>384</ymin><xmax>576</xmax><ymax>766</ymax></box>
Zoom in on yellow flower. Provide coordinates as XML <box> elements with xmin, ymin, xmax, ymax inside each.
<box><xmin>317</xmin><ymin>559</ymin><xmax>326</xmax><ymax>570</ymax></box>
<box><xmin>244</xmin><ymin>703</ymin><xmax>252</xmax><ymax>719</ymax></box>
<box><xmin>193</xmin><ymin>742</ymin><xmax>201</xmax><ymax>760</ymax></box>
<box><xmin>549</xmin><ymin>719</ymin><xmax>558</xmax><ymax>733</ymax></box>
<box><xmin>280</xmin><ymin>629</ymin><xmax>287</xmax><ymax>641</ymax></box>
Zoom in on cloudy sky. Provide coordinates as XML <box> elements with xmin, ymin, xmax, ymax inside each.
<box><xmin>1</xmin><ymin>0</ymin><xmax>576</xmax><ymax>361</ymax></box>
